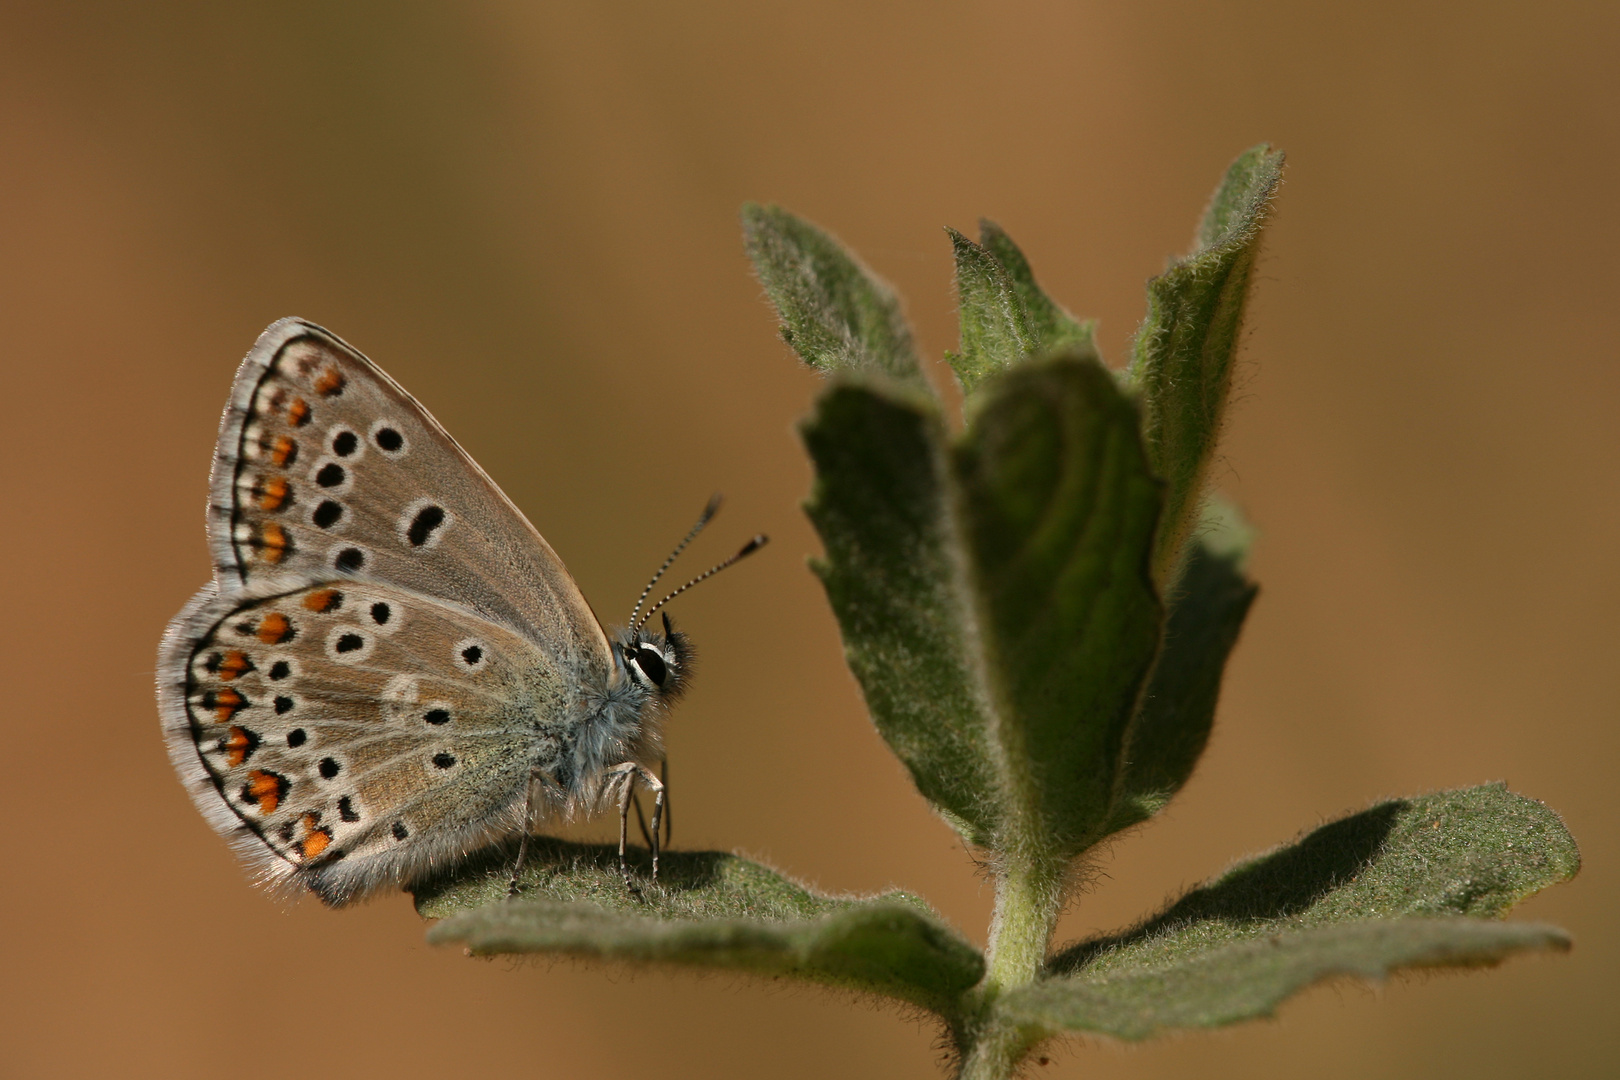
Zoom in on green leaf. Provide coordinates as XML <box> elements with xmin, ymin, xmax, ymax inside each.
<box><xmin>1005</xmin><ymin>918</ymin><xmax>1569</xmax><ymax>1041</ymax></box>
<box><xmin>945</xmin><ymin>224</ymin><xmax>1099</xmax><ymax>396</ymax></box>
<box><xmin>977</xmin><ymin>220</ymin><xmax>1097</xmax><ymax>359</ymax></box>
<box><xmin>802</xmin><ymin>383</ymin><xmax>1003</xmax><ymax>846</ymax></box>
<box><xmin>1015</xmin><ymin>783</ymin><xmax>1580</xmax><ymax>1037</ymax></box>
<box><xmin>1127</xmin><ymin>145</ymin><xmax>1284</xmax><ymax>584</ymax></box>
<box><xmin>415</xmin><ymin>838</ymin><xmax>984</xmax><ymax>1018</ymax></box>
<box><xmin>741</xmin><ymin>203</ymin><xmax>925</xmax><ymax>385</ymax></box>
<box><xmin>945</xmin><ymin>227</ymin><xmax>1037</xmax><ymax>394</ymax></box>
<box><xmin>1052</xmin><ymin>782</ymin><xmax>1580</xmax><ymax>970</ymax></box>
<box><xmin>954</xmin><ymin>356</ymin><xmax>1165</xmax><ymax>858</ymax></box>
<box><xmin>802</xmin><ymin>353</ymin><xmax>1165</xmax><ymax>860</ymax></box>
<box><xmin>1103</xmin><ymin>506</ymin><xmax>1258</xmax><ymax>835</ymax></box>
<box><xmin>415</xmin><ymin>837</ymin><xmax>845</xmax><ymax>920</ymax></box>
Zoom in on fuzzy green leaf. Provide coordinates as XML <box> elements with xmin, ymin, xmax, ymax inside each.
<box><xmin>945</xmin><ymin>227</ymin><xmax>1037</xmax><ymax>393</ymax></box>
<box><xmin>1127</xmin><ymin>145</ymin><xmax>1284</xmax><ymax>584</ymax></box>
<box><xmin>953</xmin><ymin>355</ymin><xmax>1164</xmax><ymax>857</ymax></box>
<box><xmin>977</xmin><ymin>220</ymin><xmax>1097</xmax><ymax>358</ymax></box>
<box><xmin>945</xmin><ymin>224</ymin><xmax>1099</xmax><ymax>396</ymax></box>
<box><xmin>1052</xmin><ymin>782</ymin><xmax>1579</xmax><ymax>971</ymax></box>
<box><xmin>1006</xmin><ymin>918</ymin><xmax>1569</xmax><ymax>1041</ymax></box>
<box><xmin>802</xmin><ymin>382</ymin><xmax>1003</xmax><ymax>846</ymax></box>
<box><xmin>415</xmin><ymin>838</ymin><xmax>984</xmax><ymax>1017</ymax></box>
<box><xmin>803</xmin><ymin>354</ymin><xmax>1164</xmax><ymax>859</ymax></box>
<box><xmin>1012</xmin><ymin>783</ymin><xmax>1580</xmax><ymax>1037</ymax></box>
<box><xmin>1103</xmin><ymin>518</ymin><xmax>1257</xmax><ymax>835</ymax></box>
<box><xmin>741</xmin><ymin>203</ymin><xmax>924</xmax><ymax>385</ymax></box>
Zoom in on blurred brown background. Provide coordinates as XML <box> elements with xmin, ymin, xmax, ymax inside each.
<box><xmin>2</xmin><ymin>4</ymin><xmax>1615</xmax><ymax>1078</ymax></box>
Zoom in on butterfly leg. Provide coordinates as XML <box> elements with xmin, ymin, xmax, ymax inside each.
<box><xmin>632</xmin><ymin>759</ymin><xmax>673</xmax><ymax>853</ymax></box>
<box><xmin>634</xmin><ymin>764</ymin><xmax>667</xmax><ymax>882</ymax></box>
<box><xmin>509</xmin><ymin>765</ymin><xmax>553</xmax><ymax>899</ymax></box>
<box><xmin>632</xmin><ymin>790</ymin><xmax>654</xmax><ymax>850</ymax></box>
<box><xmin>660</xmin><ymin>758</ymin><xmax>672</xmax><ymax>849</ymax></box>
<box><xmin>607</xmin><ymin>761</ymin><xmax>639</xmax><ymax>890</ymax></box>
<box><xmin>654</xmin><ymin>761</ymin><xmax>667</xmax><ymax>854</ymax></box>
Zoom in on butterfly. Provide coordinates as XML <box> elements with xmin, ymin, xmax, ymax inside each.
<box><xmin>157</xmin><ymin>318</ymin><xmax>763</xmax><ymax>906</ymax></box>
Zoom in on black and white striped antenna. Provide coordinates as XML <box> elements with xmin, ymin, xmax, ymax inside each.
<box><xmin>628</xmin><ymin>494</ymin><xmax>767</xmax><ymax>634</ymax></box>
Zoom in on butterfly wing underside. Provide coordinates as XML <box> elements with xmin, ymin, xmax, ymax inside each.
<box><xmin>159</xmin><ymin>319</ymin><xmax>616</xmax><ymax>903</ymax></box>
<box><xmin>208</xmin><ymin>317</ymin><xmax>608</xmax><ymax>662</ymax></box>
<box><xmin>161</xmin><ymin>579</ymin><xmax>580</xmax><ymax>904</ymax></box>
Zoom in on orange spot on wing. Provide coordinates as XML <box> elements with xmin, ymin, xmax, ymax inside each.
<box><xmin>270</xmin><ymin>436</ymin><xmax>298</xmax><ymax>467</ymax></box>
<box><xmin>295</xmin><ymin>813</ymin><xmax>333</xmax><ymax>860</ymax></box>
<box><xmin>207</xmin><ymin>687</ymin><xmax>245</xmax><ymax>722</ymax></box>
<box><xmin>217</xmin><ymin>650</ymin><xmax>252</xmax><ymax>680</ymax></box>
<box><xmin>287</xmin><ymin>398</ymin><xmax>311</xmax><ymax>427</ymax></box>
<box><xmin>223</xmin><ymin>725</ymin><xmax>257</xmax><ymax>766</ymax></box>
<box><xmin>313</xmin><ymin>368</ymin><xmax>346</xmax><ymax>397</ymax></box>
<box><xmin>243</xmin><ymin>770</ymin><xmax>286</xmax><ymax>814</ymax></box>
<box><xmin>257</xmin><ymin>612</ymin><xmax>294</xmax><ymax>644</ymax></box>
<box><xmin>302</xmin><ymin>589</ymin><xmax>343</xmax><ymax>613</ymax></box>
<box><xmin>257</xmin><ymin>523</ymin><xmax>292</xmax><ymax>564</ymax></box>
<box><xmin>255</xmin><ymin>476</ymin><xmax>291</xmax><ymax>511</ymax></box>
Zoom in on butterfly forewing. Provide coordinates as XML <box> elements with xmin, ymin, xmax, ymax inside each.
<box><xmin>210</xmin><ymin>318</ymin><xmax>610</xmax><ymax>674</ymax></box>
<box><xmin>161</xmin><ymin>579</ymin><xmax>590</xmax><ymax>904</ymax></box>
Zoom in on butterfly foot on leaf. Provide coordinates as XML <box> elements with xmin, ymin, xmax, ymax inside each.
<box><xmin>610</xmin><ymin>761</ymin><xmax>666</xmax><ymax>896</ymax></box>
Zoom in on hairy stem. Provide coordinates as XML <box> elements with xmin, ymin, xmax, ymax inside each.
<box><xmin>986</xmin><ymin>853</ymin><xmax>1066</xmax><ymax>991</ymax></box>
<box><xmin>956</xmin><ymin>851</ymin><xmax>1066</xmax><ymax>1079</ymax></box>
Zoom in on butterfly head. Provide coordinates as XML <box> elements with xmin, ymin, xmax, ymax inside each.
<box><xmin>615</xmin><ymin>496</ymin><xmax>766</xmax><ymax>706</ymax></box>
<box><xmin>616</xmin><ymin>612</ymin><xmax>692</xmax><ymax>702</ymax></box>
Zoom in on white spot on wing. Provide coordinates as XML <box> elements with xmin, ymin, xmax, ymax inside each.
<box><xmin>382</xmin><ymin>674</ymin><xmax>419</xmax><ymax>703</ymax></box>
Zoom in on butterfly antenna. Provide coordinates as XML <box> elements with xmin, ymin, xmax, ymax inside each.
<box><xmin>636</xmin><ymin>534</ymin><xmax>768</xmax><ymax>634</ymax></box>
<box><xmin>629</xmin><ymin>493</ymin><xmax>724</xmax><ymax>629</ymax></box>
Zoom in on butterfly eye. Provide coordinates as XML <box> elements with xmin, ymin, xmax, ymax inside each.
<box><xmin>634</xmin><ymin>646</ymin><xmax>668</xmax><ymax>687</ymax></box>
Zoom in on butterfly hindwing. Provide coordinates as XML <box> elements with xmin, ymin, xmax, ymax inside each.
<box><xmin>209</xmin><ymin>318</ymin><xmax>610</xmax><ymax>678</ymax></box>
<box><xmin>158</xmin><ymin>578</ymin><xmax>595</xmax><ymax>905</ymax></box>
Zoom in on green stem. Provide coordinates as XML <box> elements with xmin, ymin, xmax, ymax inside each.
<box><xmin>958</xmin><ymin>1017</ymin><xmax>1040</xmax><ymax>1080</ymax></box>
<box><xmin>956</xmin><ymin>852</ymin><xmax>1066</xmax><ymax>1080</ymax></box>
<box><xmin>985</xmin><ymin>854</ymin><xmax>1065</xmax><ymax>991</ymax></box>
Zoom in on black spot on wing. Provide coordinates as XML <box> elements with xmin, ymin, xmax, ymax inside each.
<box><xmin>407</xmin><ymin>504</ymin><xmax>446</xmax><ymax>546</ymax></box>
<box><xmin>313</xmin><ymin>500</ymin><xmax>343</xmax><ymax>528</ymax></box>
